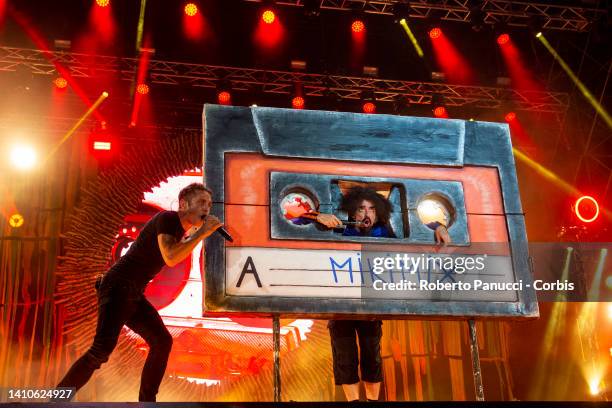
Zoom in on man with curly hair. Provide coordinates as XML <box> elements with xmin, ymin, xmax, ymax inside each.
<box><xmin>315</xmin><ymin>186</ymin><xmax>392</xmax><ymax>401</ymax></box>
<box><xmin>316</xmin><ymin>186</ymin><xmax>450</xmax><ymax>401</ymax></box>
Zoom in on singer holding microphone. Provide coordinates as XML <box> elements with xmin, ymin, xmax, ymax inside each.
<box><xmin>56</xmin><ymin>183</ymin><xmax>222</xmax><ymax>401</ymax></box>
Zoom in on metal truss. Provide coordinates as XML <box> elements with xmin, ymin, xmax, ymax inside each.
<box><xmin>0</xmin><ymin>47</ymin><xmax>569</xmax><ymax>113</ymax></box>
<box><xmin>245</xmin><ymin>0</ymin><xmax>606</xmax><ymax>32</ymax></box>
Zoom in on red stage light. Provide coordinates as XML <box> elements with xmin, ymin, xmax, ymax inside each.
<box><xmin>262</xmin><ymin>9</ymin><xmax>275</xmax><ymax>24</ymax></box>
<box><xmin>93</xmin><ymin>141</ymin><xmax>111</xmax><ymax>151</ymax></box>
<box><xmin>351</xmin><ymin>20</ymin><xmax>365</xmax><ymax>33</ymax></box>
<box><xmin>433</xmin><ymin>106</ymin><xmax>447</xmax><ymax>117</ymax></box>
<box><xmin>184</xmin><ymin>3</ymin><xmax>198</xmax><ymax>17</ymax></box>
<box><xmin>217</xmin><ymin>91</ymin><xmax>231</xmax><ymax>105</ymax></box>
<box><xmin>429</xmin><ymin>27</ymin><xmax>442</xmax><ymax>39</ymax></box>
<box><xmin>362</xmin><ymin>102</ymin><xmax>376</xmax><ymax>114</ymax></box>
<box><xmin>95</xmin><ymin>0</ymin><xmax>110</xmax><ymax>7</ymax></box>
<box><xmin>291</xmin><ymin>96</ymin><xmax>305</xmax><ymax>109</ymax></box>
<box><xmin>54</xmin><ymin>77</ymin><xmax>68</xmax><ymax>89</ymax></box>
<box><xmin>497</xmin><ymin>33</ymin><xmax>510</xmax><ymax>45</ymax></box>
<box><xmin>575</xmin><ymin>196</ymin><xmax>599</xmax><ymax>223</ymax></box>
<box><xmin>505</xmin><ymin>112</ymin><xmax>516</xmax><ymax>122</ymax></box>
<box><xmin>136</xmin><ymin>83</ymin><xmax>149</xmax><ymax>95</ymax></box>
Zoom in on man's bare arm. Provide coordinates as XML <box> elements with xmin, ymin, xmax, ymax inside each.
<box><xmin>157</xmin><ymin>216</ymin><xmax>222</xmax><ymax>267</ymax></box>
<box><xmin>316</xmin><ymin>213</ymin><xmax>343</xmax><ymax>228</ymax></box>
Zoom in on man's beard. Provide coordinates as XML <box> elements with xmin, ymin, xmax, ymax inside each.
<box><xmin>359</xmin><ymin>216</ymin><xmax>374</xmax><ymax>234</ymax></box>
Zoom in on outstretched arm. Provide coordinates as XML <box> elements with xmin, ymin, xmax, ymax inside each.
<box><xmin>157</xmin><ymin>216</ymin><xmax>222</xmax><ymax>267</ymax></box>
<box><xmin>315</xmin><ymin>213</ymin><xmax>343</xmax><ymax>228</ymax></box>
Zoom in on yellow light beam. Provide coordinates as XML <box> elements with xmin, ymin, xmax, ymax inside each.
<box><xmin>586</xmin><ymin>248</ymin><xmax>608</xmax><ymax>301</ymax></box>
<box><xmin>135</xmin><ymin>0</ymin><xmax>147</xmax><ymax>52</ymax></box>
<box><xmin>537</xmin><ymin>33</ymin><xmax>612</xmax><ymax>129</ymax></box>
<box><xmin>44</xmin><ymin>91</ymin><xmax>109</xmax><ymax>164</ymax></box>
<box><xmin>512</xmin><ymin>147</ymin><xmax>612</xmax><ymax>221</ymax></box>
<box><xmin>529</xmin><ymin>246</ymin><xmax>571</xmax><ymax>399</ymax></box>
<box><xmin>512</xmin><ymin>147</ymin><xmax>580</xmax><ymax>196</ymax></box>
<box><xmin>400</xmin><ymin>19</ymin><xmax>424</xmax><ymax>58</ymax></box>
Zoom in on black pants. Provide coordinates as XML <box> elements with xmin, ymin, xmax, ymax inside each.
<box><xmin>57</xmin><ymin>277</ymin><xmax>172</xmax><ymax>402</ymax></box>
<box><xmin>328</xmin><ymin>320</ymin><xmax>383</xmax><ymax>385</ymax></box>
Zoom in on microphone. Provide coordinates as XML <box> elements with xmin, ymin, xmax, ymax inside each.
<box><xmin>201</xmin><ymin>214</ymin><xmax>233</xmax><ymax>242</ymax></box>
<box><xmin>216</xmin><ymin>226</ymin><xmax>234</xmax><ymax>242</ymax></box>
<box><xmin>295</xmin><ymin>212</ymin><xmax>364</xmax><ymax>228</ymax></box>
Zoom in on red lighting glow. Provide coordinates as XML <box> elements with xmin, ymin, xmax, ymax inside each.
<box><xmin>217</xmin><ymin>91</ymin><xmax>231</xmax><ymax>105</ymax></box>
<box><xmin>362</xmin><ymin>102</ymin><xmax>376</xmax><ymax>114</ymax></box>
<box><xmin>505</xmin><ymin>112</ymin><xmax>516</xmax><ymax>122</ymax></box>
<box><xmin>95</xmin><ymin>0</ymin><xmax>110</xmax><ymax>7</ymax></box>
<box><xmin>433</xmin><ymin>106</ymin><xmax>447</xmax><ymax>118</ymax></box>
<box><xmin>351</xmin><ymin>20</ymin><xmax>365</xmax><ymax>33</ymax></box>
<box><xmin>54</xmin><ymin>77</ymin><xmax>68</xmax><ymax>89</ymax></box>
<box><xmin>136</xmin><ymin>83</ymin><xmax>149</xmax><ymax>95</ymax></box>
<box><xmin>575</xmin><ymin>196</ymin><xmax>600</xmax><ymax>223</ymax></box>
<box><xmin>184</xmin><ymin>3</ymin><xmax>198</xmax><ymax>17</ymax></box>
<box><xmin>429</xmin><ymin>27</ymin><xmax>442</xmax><ymax>39</ymax></box>
<box><xmin>497</xmin><ymin>33</ymin><xmax>510</xmax><ymax>45</ymax></box>
<box><xmin>291</xmin><ymin>96</ymin><xmax>305</xmax><ymax>109</ymax></box>
<box><xmin>262</xmin><ymin>9</ymin><xmax>275</xmax><ymax>24</ymax></box>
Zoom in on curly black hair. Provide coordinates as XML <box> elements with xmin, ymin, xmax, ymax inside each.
<box><xmin>340</xmin><ymin>186</ymin><xmax>392</xmax><ymax>225</ymax></box>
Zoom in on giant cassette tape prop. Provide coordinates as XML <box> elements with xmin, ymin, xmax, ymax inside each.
<box><xmin>203</xmin><ymin>105</ymin><xmax>538</xmax><ymax>319</ymax></box>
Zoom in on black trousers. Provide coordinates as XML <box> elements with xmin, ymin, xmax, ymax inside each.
<box><xmin>328</xmin><ymin>320</ymin><xmax>383</xmax><ymax>385</ymax></box>
<box><xmin>57</xmin><ymin>276</ymin><xmax>172</xmax><ymax>402</ymax></box>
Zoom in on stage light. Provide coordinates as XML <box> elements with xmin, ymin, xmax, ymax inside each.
<box><xmin>429</xmin><ymin>27</ymin><xmax>442</xmax><ymax>39</ymax></box>
<box><xmin>95</xmin><ymin>0</ymin><xmax>110</xmax><ymax>7</ymax></box>
<box><xmin>433</xmin><ymin>106</ymin><xmax>447</xmax><ymax>118</ymax></box>
<box><xmin>291</xmin><ymin>96</ymin><xmax>305</xmax><ymax>110</ymax></box>
<box><xmin>93</xmin><ymin>141</ymin><xmax>111</xmax><ymax>151</ymax></box>
<box><xmin>262</xmin><ymin>9</ymin><xmax>275</xmax><ymax>24</ymax></box>
<box><xmin>362</xmin><ymin>102</ymin><xmax>376</xmax><ymax>114</ymax></box>
<box><xmin>303</xmin><ymin>0</ymin><xmax>321</xmax><ymax>17</ymax></box>
<box><xmin>393</xmin><ymin>2</ymin><xmax>411</xmax><ymax>24</ymax></box>
<box><xmin>352</xmin><ymin>20</ymin><xmax>365</xmax><ymax>33</ymax></box>
<box><xmin>505</xmin><ymin>112</ymin><xmax>516</xmax><ymax>122</ymax></box>
<box><xmin>497</xmin><ymin>33</ymin><xmax>510</xmax><ymax>45</ymax></box>
<box><xmin>607</xmin><ymin>303</ymin><xmax>612</xmax><ymax>318</ymax></box>
<box><xmin>185</xmin><ymin>3</ymin><xmax>198</xmax><ymax>17</ymax></box>
<box><xmin>136</xmin><ymin>83</ymin><xmax>149</xmax><ymax>95</ymax></box>
<box><xmin>184</xmin><ymin>3</ymin><xmax>198</xmax><ymax>17</ymax></box>
<box><xmin>217</xmin><ymin>91</ymin><xmax>231</xmax><ymax>105</ymax></box>
<box><xmin>10</xmin><ymin>144</ymin><xmax>37</xmax><ymax>171</ymax></box>
<box><xmin>588</xmin><ymin>378</ymin><xmax>601</xmax><ymax>396</ymax></box>
<box><xmin>9</xmin><ymin>213</ymin><xmax>25</xmax><ymax>228</ymax></box>
<box><xmin>575</xmin><ymin>195</ymin><xmax>600</xmax><ymax>223</ymax></box>
<box><xmin>54</xmin><ymin>77</ymin><xmax>68</xmax><ymax>89</ymax></box>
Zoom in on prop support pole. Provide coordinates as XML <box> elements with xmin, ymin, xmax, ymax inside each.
<box><xmin>273</xmin><ymin>314</ymin><xmax>281</xmax><ymax>402</ymax></box>
<box><xmin>469</xmin><ymin>319</ymin><xmax>485</xmax><ymax>401</ymax></box>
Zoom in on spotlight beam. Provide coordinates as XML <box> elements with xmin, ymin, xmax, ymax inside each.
<box><xmin>44</xmin><ymin>92</ymin><xmax>109</xmax><ymax>165</ymax></box>
<box><xmin>585</xmin><ymin>248</ymin><xmax>607</xmax><ymax>301</ymax></box>
<box><xmin>399</xmin><ymin>19</ymin><xmax>424</xmax><ymax>58</ymax></box>
<box><xmin>135</xmin><ymin>0</ymin><xmax>147</xmax><ymax>52</ymax></box>
<box><xmin>512</xmin><ymin>147</ymin><xmax>612</xmax><ymax>221</ymax></box>
<box><xmin>537</xmin><ymin>33</ymin><xmax>612</xmax><ymax>129</ymax></box>
<box><xmin>7</xmin><ymin>5</ymin><xmax>105</xmax><ymax>121</ymax></box>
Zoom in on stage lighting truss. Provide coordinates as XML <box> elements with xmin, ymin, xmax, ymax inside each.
<box><xmin>243</xmin><ymin>0</ymin><xmax>605</xmax><ymax>32</ymax></box>
<box><xmin>0</xmin><ymin>46</ymin><xmax>569</xmax><ymax>114</ymax></box>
